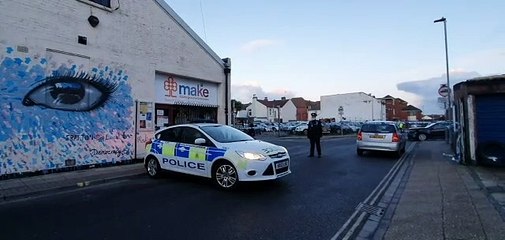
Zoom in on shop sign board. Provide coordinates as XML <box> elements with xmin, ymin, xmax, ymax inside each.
<box><xmin>155</xmin><ymin>74</ymin><xmax>218</xmax><ymax>106</ymax></box>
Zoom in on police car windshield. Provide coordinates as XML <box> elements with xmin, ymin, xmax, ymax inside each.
<box><xmin>200</xmin><ymin>125</ymin><xmax>254</xmax><ymax>143</ymax></box>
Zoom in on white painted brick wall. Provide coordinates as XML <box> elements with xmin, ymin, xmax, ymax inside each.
<box><xmin>321</xmin><ymin>93</ymin><xmax>385</xmax><ymax>121</ymax></box>
<box><xmin>0</xmin><ymin>0</ymin><xmax>229</xmax><ymax>173</ymax></box>
<box><xmin>0</xmin><ymin>0</ymin><xmax>227</xmax><ymax>123</ymax></box>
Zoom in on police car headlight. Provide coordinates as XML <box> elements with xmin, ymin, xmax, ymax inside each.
<box><xmin>236</xmin><ymin>151</ymin><xmax>267</xmax><ymax>161</ymax></box>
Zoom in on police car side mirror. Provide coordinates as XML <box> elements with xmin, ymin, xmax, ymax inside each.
<box><xmin>194</xmin><ymin>138</ymin><xmax>206</xmax><ymax>145</ymax></box>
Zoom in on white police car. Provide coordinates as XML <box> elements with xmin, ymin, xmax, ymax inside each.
<box><xmin>144</xmin><ymin>124</ymin><xmax>291</xmax><ymax>189</ymax></box>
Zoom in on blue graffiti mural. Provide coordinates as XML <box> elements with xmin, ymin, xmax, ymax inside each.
<box><xmin>0</xmin><ymin>47</ymin><xmax>134</xmax><ymax>174</ymax></box>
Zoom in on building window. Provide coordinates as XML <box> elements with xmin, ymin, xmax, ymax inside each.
<box><xmin>90</xmin><ymin>0</ymin><xmax>110</xmax><ymax>7</ymax></box>
<box><xmin>77</xmin><ymin>0</ymin><xmax>112</xmax><ymax>10</ymax></box>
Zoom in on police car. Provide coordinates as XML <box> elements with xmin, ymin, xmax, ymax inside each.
<box><xmin>144</xmin><ymin>124</ymin><xmax>291</xmax><ymax>189</ymax></box>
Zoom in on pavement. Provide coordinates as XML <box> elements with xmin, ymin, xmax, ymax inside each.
<box><xmin>0</xmin><ymin>163</ymin><xmax>145</xmax><ymax>203</ymax></box>
<box><xmin>370</xmin><ymin>141</ymin><xmax>505</xmax><ymax>240</ymax></box>
<box><xmin>1</xmin><ymin>139</ymin><xmax>504</xmax><ymax>240</ymax></box>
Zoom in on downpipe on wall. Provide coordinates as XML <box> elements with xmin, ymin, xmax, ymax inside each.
<box><xmin>223</xmin><ymin>58</ymin><xmax>231</xmax><ymax>125</ymax></box>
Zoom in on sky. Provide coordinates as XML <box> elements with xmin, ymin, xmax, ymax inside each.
<box><xmin>165</xmin><ymin>0</ymin><xmax>505</xmax><ymax>114</ymax></box>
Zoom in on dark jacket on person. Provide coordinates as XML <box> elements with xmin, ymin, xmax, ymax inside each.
<box><xmin>247</xmin><ymin>124</ymin><xmax>256</xmax><ymax>137</ymax></box>
<box><xmin>307</xmin><ymin>120</ymin><xmax>323</xmax><ymax>139</ymax></box>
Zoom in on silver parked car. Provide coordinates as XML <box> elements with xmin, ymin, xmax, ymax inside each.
<box><xmin>356</xmin><ymin>121</ymin><xmax>406</xmax><ymax>157</ymax></box>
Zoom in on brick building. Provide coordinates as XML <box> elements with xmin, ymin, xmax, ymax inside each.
<box><xmin>381</xmin><ymin>95</ymin><xmax>410</xmax><ymax>121</ymax></box>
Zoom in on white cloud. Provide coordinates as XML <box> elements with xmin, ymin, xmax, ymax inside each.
<box><xmin>231</xmin><ymin>84</ymin><xmax>296</xmax><ymax>103</ymax></box>
<box><xmin>240</xmin><ymin>39</ymin><xmax>280</xmax><ymax>53</ymax></box>
<box><xmin>396</xmin><ymin>71</ymin><xmax>481</xmax><ymax>114</ymax></box>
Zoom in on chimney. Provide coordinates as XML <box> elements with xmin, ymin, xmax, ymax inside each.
<box><xmin>281</xmin><ymin>97</ymin><xmax>286</xmax><ymax>100</ymax></box>
<box><xmin>253</xmin><ymin>94</ymin><xmax>257</xmax><ymax>100</ymax></box>
<box><xmin>264</xmin><ymin>97</ymin><xmax>268</xmax><ymax>101</ymax></box>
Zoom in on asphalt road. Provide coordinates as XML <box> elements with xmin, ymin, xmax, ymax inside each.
<box><xmin>0</xmin><ymin>135</ymin><xmax>402</xmax><ymax>240</ymax></box>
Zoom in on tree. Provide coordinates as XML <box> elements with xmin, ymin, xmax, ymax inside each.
<box><xmin>232</xmin><ymin>99</ymin><xmax>243</xmax><ymax>111</ymax></box>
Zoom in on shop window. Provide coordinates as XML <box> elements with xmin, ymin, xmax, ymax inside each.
<box><xmin>77</xmin><ymin>0</ymin><xmax>111</xmax><ymax>10</ymax></box>
<box><xmin>90</xmin><ymin>0</ymin><xmax>111</xmax><ymax>7</ymax></box>
<box><xmin>138</xmin><ymin>102</ymin><xmax>154</xmax><ymax>131</ymax></box>
<box><xmin>174</xmin><ymin>106</ymin><xmax>217</xmax><ymax>125</ymax></box>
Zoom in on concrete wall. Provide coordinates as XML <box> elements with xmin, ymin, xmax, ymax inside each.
<box><xmin>282</xmin><ymin>101</ymin><xmax>297</xmax><ymax>122</ymax></box>
<box><xmin>320</xmin><ymin>92</ymin><xmax>385</xmax><ymax>121</ymax></box>
<box><xmin>246</xmin><ymin>97</ymin><xmax>267</xmax><ymax>119</ymax></box>
<box><xmin>0</xmin><ymin>0</ymin><xmax>226</xmax><ymax>175</ymax></box>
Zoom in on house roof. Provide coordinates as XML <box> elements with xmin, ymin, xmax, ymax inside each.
<box><xmin>380</xmin><ymin>95</ymin><xmax>407</xmax><ymax>103</ymax></box>
<box><xmin>154</xmin><ymin>0</ymin><xmax>225</xmax><ymax>68</ymax></box>
<box><xmin>257</xmin><ymin>99</ymin><xmax>289</xmax><ymax>108</ymax></box>
<box><xmin>402</xmin><ymin>105</ymin><xmax>422</xmax><ymax>112</ymax></box>
<box><xmin>290</xmin><ymin>97</ymin><xmax>307</xmax><ymax>108</ymax></box>
<box><xmin>306</xmin><ymin>101</ymin><xmax>320</xmax><ymax>110</ymax></box>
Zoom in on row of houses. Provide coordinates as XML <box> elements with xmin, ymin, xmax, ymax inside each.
<box><xmin>235</xmin><ymin>93</ymin><xmax>423</xmax><ymax>123</ymax></box>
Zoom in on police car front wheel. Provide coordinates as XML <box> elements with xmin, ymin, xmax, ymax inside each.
<box><xmin>146</xmin><ymin>157</ymin><xmax>161</xmax><ymax>178</ymax></box>
<box><xmin>213</xmin><ymin>162</ymin><xmax>238</xmax><ymax>189</ymax></box>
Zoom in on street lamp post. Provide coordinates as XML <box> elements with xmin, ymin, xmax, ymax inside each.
<box><xmin>434</xmin><ymin>17</ymin><xmax>451</xmax><ymax>123</ymax></box>
<box><xmin>276</xmin><ymin>106</ymin><xmax>281</xmax><ymax>137</ymax></box>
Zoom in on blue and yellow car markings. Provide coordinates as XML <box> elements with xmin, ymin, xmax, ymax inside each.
<box><xmin>150</xmin><ymin>141</ymin><xmax>228</xmax><ymax>162</ymax></box>
<box><xmin>150</xmin><ymin>140</ymin><xmax>163</xmax><ymax>154</ymax></box>
<box><xmin>206</xmin><ymin>148</ymin><xmax>226</xmax><ymax>162</ymax></box>
<box><xmin>190</xmin><ymin>146</ymin><xmax>207</xmax><ymax>161</ymax></box>
<box><xmin>162</xmin><ymin>142</ymin><xmax>177</xmax><ymax>156</ymax></box>
<box><xmin>176</xmin><ymin>144</ymin><xmax>191</xmax><ymax>159</ymax></box>
<box><xmin>146</xmin><ymin>142</ymin><xmax>152</xmax><ymax>153</ymax></box>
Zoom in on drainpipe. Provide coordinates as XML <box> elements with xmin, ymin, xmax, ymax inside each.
<box><xmin>223</xmin><ymin>58</ymin><xmax>231</xmax><ymax>125</ymax></box>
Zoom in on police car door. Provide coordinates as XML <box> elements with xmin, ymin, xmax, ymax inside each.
<box><xmin>156</xmin><ymin>127</ymin><xmax>181</xmax><ymax>173</ymax></box>
<box><xmin>175</xmin><ymin>127</ymin><xmax>209</xmax><ymax>177</ymax></box>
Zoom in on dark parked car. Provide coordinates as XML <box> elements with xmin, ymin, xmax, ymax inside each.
<box><xmin>408</xmin><ymin>121</ymin><xmax>452</xmax><ymax>141</ymax></box>
<box><xmin>329</xmin><ymin>122</ymin><xmax>354</xmax><ymax>135</ymax></box>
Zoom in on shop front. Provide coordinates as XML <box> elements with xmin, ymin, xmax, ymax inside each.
<box><xmin>154</xmin><ymin>73</ymin><xmax>219</xmax><ymax>129</ymax></box>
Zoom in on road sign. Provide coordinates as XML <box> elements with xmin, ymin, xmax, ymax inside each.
<box><xmin>438</xmin><ymin>97</ymin><xmax>447</xmax><ymax>109</ymax></box>
<box><xmin>437</xmin><ymin>97</ymin><xmax>447</xmax><ymax>103</ymax></box>
<box><xmin>438</xmin><ymin>85</ymin><xmax>449</xmax><ymax>97</ymax></box>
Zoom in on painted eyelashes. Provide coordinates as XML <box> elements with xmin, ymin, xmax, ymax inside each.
<box><xmin>22</xmin><ymin>72</ymin><xmax>118</xmax><ymax>111</ymax></box>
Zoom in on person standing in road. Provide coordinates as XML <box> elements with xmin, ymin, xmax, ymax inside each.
<box><xmin>247</xmin><ymin>122</ymin><xmax>256</xmax><ymax>138</ymax></box>
<box><xmin>307</xmin><ymin>112</ymin><xmax>323</xmax><ymax>158</ymax></box>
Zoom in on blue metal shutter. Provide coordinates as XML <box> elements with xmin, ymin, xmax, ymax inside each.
<box><xmin>475</xmin><ymin>94</ymin><xmax>505</xmax><ymax>143</ymax></box>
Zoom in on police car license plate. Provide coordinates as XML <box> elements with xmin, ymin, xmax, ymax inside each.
<box><xmin>275</xmin><ymin>160</ymin><xmax>289</xmax><ymax>169</ymax></box>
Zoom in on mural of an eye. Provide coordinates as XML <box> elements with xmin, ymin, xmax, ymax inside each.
<box><xmin>22</xmin><ymin>72</ymin><xmax>118</xmax><ymax>111</ymax></box>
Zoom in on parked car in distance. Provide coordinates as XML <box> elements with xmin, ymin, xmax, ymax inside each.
<box><xmin>408</xmin><ymin>121</ymin><xmax>452</xmax><ymax>141</ymax></box>
<box><xmin>282</xmin><ymin>121</ymin><xmax>306</xmax><ymax>132</ymax></box>
<box><xmin>407</xmin><ymin>121</ymin><xmax>431</xmax><ymax>129</ymax></box>
<box><xmin>357</xmin><ymin>121</ymin><xmax>407</xmax><ymax>157</ymax></box>
<box><xmin>294</xmin><ymin>123</ymin><xmax>309</xmax><ymax>135</ymax></box>
<box><xmin>341</xmin><ymin>121</ymin><xmax>362</xmax><ymax>132</ymax></box>
<box><xmin>329</xmin><ymin>122</ymin><xmax>354</xmax><ymax>135</ymax></box>
<box><xmin>294</xmin><ymin>122</ymin><xmax>330</xmax><ymax>135</ymax></box>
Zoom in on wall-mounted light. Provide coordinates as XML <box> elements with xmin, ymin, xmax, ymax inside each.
<box><xmin>88</xmin><ymin>15</ymin><xmax>100</xmax><ymax>27</ymax></box>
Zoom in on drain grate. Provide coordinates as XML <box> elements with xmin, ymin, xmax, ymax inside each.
<box><xmin>357</xmin><ymin>202</ymin><xmax>385</xmax><ymax>216</ymax></box>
